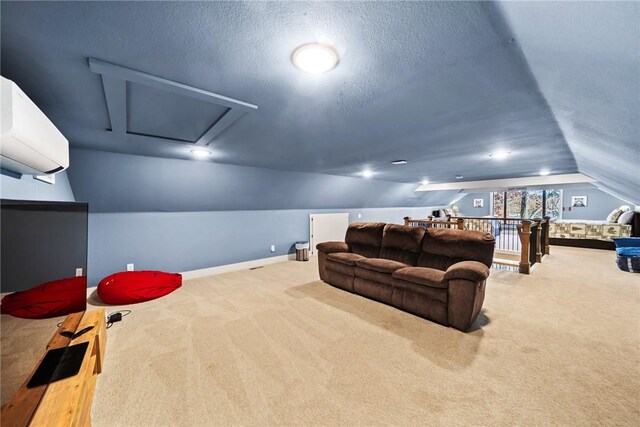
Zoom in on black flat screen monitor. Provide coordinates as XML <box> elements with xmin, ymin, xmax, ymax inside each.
<box><xmin>1</xmin><ymin>199</ymin><xmax>88</xmax><ymax>294</ymax></box>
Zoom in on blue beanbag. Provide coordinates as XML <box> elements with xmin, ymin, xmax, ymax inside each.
<box><xmin>614</xmin><ymin>238</ymin><xmax>640</xmax><ymax>273</ymax></box>
<box><xmin>617</xmin><ymin>247</ymin><xmax>640</xmax><ymax>257</ymax></box>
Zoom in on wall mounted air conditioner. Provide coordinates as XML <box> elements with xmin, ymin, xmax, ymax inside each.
<box><xmin>1</xmin><ymin>76</ymin><xmax>69</xmax><ymax>175</ymax></box>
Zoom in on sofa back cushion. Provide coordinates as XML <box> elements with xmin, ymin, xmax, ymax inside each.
<box><xmin>345</xmin><ymin>222</ymin><xmax>385</xmax><ymax>258</ymax></box>
<box><xmin>380</xmin><ymin>224</ymin><xmax>425</xmax><ymax>266</ymax></box>
<box><xmin>417</xmin><ymin>228</ymin><xmax>495</xmax><ymax>270</ymax></box>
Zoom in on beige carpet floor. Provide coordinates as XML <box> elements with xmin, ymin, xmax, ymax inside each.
<box><xmin>2</xmin><ymin>246</ymin><xmax>639</xmax><ymax>426</ymax></box>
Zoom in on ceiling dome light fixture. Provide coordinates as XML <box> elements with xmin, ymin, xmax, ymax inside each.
<box><xmin>391</xmin><ymin>160</ymin><xmax>408</xmax><ymax>165</ymax></box>
<box><xmin>292</xmin><ymin>43</ymin><xmax>339</xmax><ymax>74</ymax></box>
<box><xmin>539</xmin><ymin>169</ymin><xmax>551</xmax><ymax>176</ymax></box>
<box><xmin>191</xmin><ymin>149</ymin><xmax>211</xmax><ymax>158</ymax></box>
<box><xmin>361</xmin><ymin>169</ymin><xmax>374</xmax><ymax>178</ymax></box>
<box><xmin>489</xmin><ymin>151</ymin><xmax>511</xmax><ymax>160</ymax></box>
<box><xmin>421</xmin><ymin>179</ymin><xmax>429</xmax><ymax>185</ymax></box>
<box><xmin>455</xmin><ymin>175</ymin><xmax>464</xmax><ymax>180</ymax></box>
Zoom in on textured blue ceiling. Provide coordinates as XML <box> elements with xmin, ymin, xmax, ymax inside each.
<box><xmin>1</xmin><ymin>1</ymin><xmax>581</xmax><ymax>186</ymax></box>
<box><xmin>498</xmin><ymin>2</ymin><xmax>639</xmax><ymax>203</ymax></box>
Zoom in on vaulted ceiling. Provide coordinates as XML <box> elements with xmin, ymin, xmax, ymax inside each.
<box><xmin>1</xmin><ymin>1</ymin><xmax>637</xmax><ymax>202</ymax></box>
<box><xmin>497</xmin><ymin>1</ymin><xmax>639</xmax><ymax>203</ymax></box>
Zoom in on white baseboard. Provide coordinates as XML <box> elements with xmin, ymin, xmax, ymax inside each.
<box><xmin>181</xmin><ymin>253</ymin><xmax>297</xmax><ymax>281</ymax></box>
<box><xmin>8</xmin><ymin>255</ymin><xmax>298</xmax><ymax>300</ymax></box>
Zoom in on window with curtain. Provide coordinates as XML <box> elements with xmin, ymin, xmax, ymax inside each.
<box><xmin>491</xmin><ymin>189</ymin><xmax>562</xmax><ymax>219</ymax></box>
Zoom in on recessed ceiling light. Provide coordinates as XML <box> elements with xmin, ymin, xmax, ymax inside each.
<box><xmin>391</xmin><ymin>160</ymin><xmax>408</xmax><ymax>165</ymax></box>
<box><xmin>455</xmin><ymin>175</ymin><xmax>464</xmax><ymax>180</ymax></box>
<box><xmin>191</xmin><ymin>149</ymin><xmax>211</xmax><ymax>158</ymax></box>
<box><xmin>361</xmin><ymin>169</ymin><xmax>374</xmax><ymax>178</ymax></box>
<box><xmin>539</xmin><ymin>169</ymin><xmax>551</xmax><ymax>176</ymax></box>
<box><xmin>292</xmin><ymin>43</ymin><xmax>339</xmax><ymax>74</ymax></box>
<box><xmin>489</xmin><ymin>151</ymin><xmax>511</xmax><ymax>160</ymax></box>
<box><xmin>421</xmin><ymin>179</ymin><xmax>429</xmax><ymax>185</ymax></box>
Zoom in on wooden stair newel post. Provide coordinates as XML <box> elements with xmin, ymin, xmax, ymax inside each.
<box><xmin>535</xmin><ymin>219</ymin><xmax>543</xmax><ymax>263</ymax></box>
<box><xmin>543</xmin><ymin>216</ymin><xmax>551</xmax><ymax>255</ymax></box>
<box><xmin>518</xmin><ymin>220</ymin><xmax>532</xmax><ymax>274</ymax></box>
<box><xmin>456</xmin><ymin>218</ymin><xmax>465</xmax><ymax>230</ymax></box>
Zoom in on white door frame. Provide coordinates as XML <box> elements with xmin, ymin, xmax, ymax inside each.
<box><xmin>309</xmin><ymin>213</ymin><xmax>349</xmax><ymax>256</ymax></box>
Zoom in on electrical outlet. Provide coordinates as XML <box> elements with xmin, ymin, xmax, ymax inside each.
<box><xmin>127</xmin><ymin>263</ymin><xmax>134</xmax><ymax>271</ymax></box>
<box><xmin>270</xmin><ymin>245</ymin><xmax>276</xmax><ymax>253</ymax></box>
<box><xmin>75</xmin><ymin>268</ymin><xmax>83</xmax><ymax>277</ymax></box>
<box><xmin>357</xmin><ymin>213</ymin><xmax>362</xmax><ymax>219</ymax></box>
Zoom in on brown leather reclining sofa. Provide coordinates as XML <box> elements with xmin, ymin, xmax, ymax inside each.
<box><xmin>316</xmin><ymin>222</ymin><xmax>496</xmax><ymax>332</ymax></box>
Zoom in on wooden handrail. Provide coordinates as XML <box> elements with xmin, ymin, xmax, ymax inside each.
<box><xmin>453</xmin><ymin>215</ymin><xmax>502</xmax><ymax>220</ymax></box>
<box><xmin>404</xmin><ymin>217</ymin><xmax>464</xmax><ymax>229</ymax></box>
<box><xmin>455</xmin><ymin>215</ymin><xmax>541</xmax><ymax>222</ymax></box>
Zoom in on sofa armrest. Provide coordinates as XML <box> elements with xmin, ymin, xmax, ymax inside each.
<box><xmin>316</xmin><ymin>241</ymin><xmax>350</xmax><ymax>254</ymax></box>
<box><xmin>444</xmin><ymin>261</ymin><xmax>490</xmax><ymax>282</ymax></box>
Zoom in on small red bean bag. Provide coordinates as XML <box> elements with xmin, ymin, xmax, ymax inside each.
<box><xmin>1</xmin><ymin>276</ymin><xmax>87</xmax><ymax>319</ymax></box>
<box><xmin>97</xmin><ymin>271</ymin><xmax>182</xmax><ymax>305</ymax></box>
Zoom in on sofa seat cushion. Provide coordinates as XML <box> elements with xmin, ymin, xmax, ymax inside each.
<box><xmin>354</xmin><ymin>277</ymin><xmax>393</xmax><ymax>304</ymax></box>
<box><xmin>392</xmin><ymin>282</ymin><xmax>448</xmax><ymax>306</ymax></box>
<box><xmin>326</xmin><ymin>260</ymin><xmax>356</xmax><ymax>277</ymax></box>
<box><xmin>355</xmin><ymin>266</ymin><xmax>397</xmax><ymax>287</ymax></box>
<box><xmin>355</xmin><ymin>258</ymin><xmax>409</xmax><ymax>274</ymax></box>
<box><xmin>327</xmin><ymin>252</ymin><xmax>364</xmax><ymax>266</ymax></box>
<box><xmin>325</xmin><ymin>268</ymin><xmax>355</xmax><ymax>292</ymax></box>
<box><xmin>392</xmin><ymin>267</ymin><xmax>447</xmax><ymax>289</ymax></box>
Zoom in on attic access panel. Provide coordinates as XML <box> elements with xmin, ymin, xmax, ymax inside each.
<box><xmin>89</xmin><ymin>58</ymin><xmax>258</xmax><ymax>146</ymax></box>
<box><xmin>126</xmin><ymin>83</ymin><xmax>228</xmax><ymax>142</ymax></box>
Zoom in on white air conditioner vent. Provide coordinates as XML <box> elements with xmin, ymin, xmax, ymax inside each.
<box><xmin>1</xmin><ymin>76</ymin><xmax>69</xmax><ymax>175</ymax></box>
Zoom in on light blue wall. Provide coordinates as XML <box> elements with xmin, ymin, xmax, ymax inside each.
<box><xmin>561</xmin><ymin>188</ymin><xmax>632</xmax><ymax>221</ymax></box>
<box><xmin>68</xmin><ymin>149</ymin><xmax>457</xmax><ymax>212</ymax></box>
<box><xmin>0</xmin><ymin>171</ymin><xmax>75</xmax><ymax>202</ymax></box>
<box><xmin>1</xmin><ymin>160</ymin><xmax>438</xmax><ymax>286</ymax></box>
<box><xmin>455</xmin><ymin>186</ymin><xmax>634</xmax><ymax>221</ymax></box>
<box><xmin>86</xmin><ymin>206</ymin><xmax>436</xmax><ymax>286</ymax></box>
<box><xmin>455</xmin><ymin>193</ymin><xmax>490</xmax><ymax>217</ymax></box>
<box><xmin>66</xmin><ymin>149</ymin><xmax>446</xmax><ymax>286</ymax></box>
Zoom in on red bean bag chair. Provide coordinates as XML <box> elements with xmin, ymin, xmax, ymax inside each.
<box><xmin>97</xmin><ymin>271</ymin><xmax>182</xmax><ymax>305</ymax></box>
<box><xmin>1</xmin><ymin>276</ymin><xmax>87</xmax><ymax>319</ymax></box>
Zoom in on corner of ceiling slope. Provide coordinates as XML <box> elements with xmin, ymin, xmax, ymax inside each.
<box><xmin>492</xmin><ymin>1</ymin><xmax>640</xmax><ymax>207</ymax></box>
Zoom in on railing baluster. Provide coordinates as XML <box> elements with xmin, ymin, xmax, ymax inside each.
<box><xmin>404</xmin><ymin>215</ymin><xmax>545</xmax><ymax>274</ymax></box>
<box><xmin>536</xmin><ymin>218</ymin><xmax>540</xmax><ymax>257</ymax></box>
<box><xmin>542</xmin><ymin>216</ymin><xmax>550</xmax><ymax>256</ymax></box>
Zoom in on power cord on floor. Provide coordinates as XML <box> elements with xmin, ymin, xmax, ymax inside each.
<box><xmin>106</xmin><ymin>310</ymin><xmax>131</xmax><ymax>329</ymax></box>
